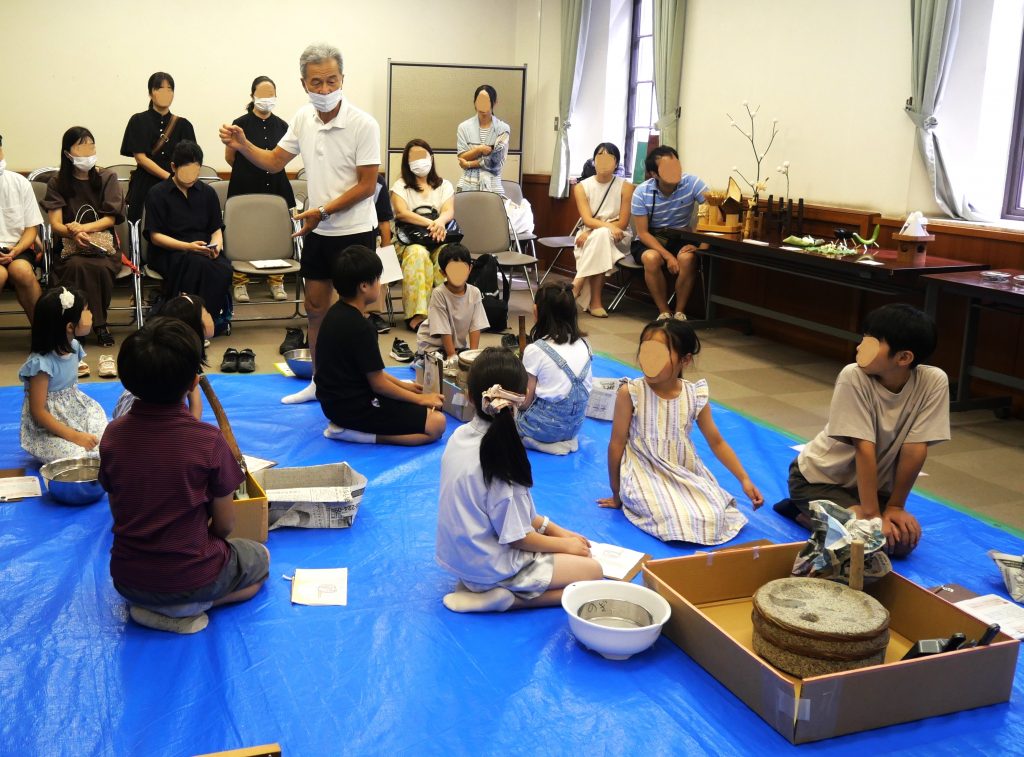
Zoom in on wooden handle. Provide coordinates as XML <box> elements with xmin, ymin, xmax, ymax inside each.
<box><xmin>198</xmin><ymin>375</ymin><xmax>246</xmax><ymax>470</ymax></box>
<box><xmin>518</xmin><ymin>315</ymin><xmax>527</xmax><ymax>356</ymax></box>
<box><xmin>849</xmin><ymin>539</ymin><xmax>865</xmax><ymax>592</ymax></box>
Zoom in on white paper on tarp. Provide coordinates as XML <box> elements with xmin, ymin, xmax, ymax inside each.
<box><xmin>956</xmin><ymin>594</ymin><xmax>1024</xmax><ymax>639</ymax></box>
<box><xmin>249</xmin><ymin>259</ymin><xmax>292</xmax><ymax>269</ymax></box>
<box><xmin>586</xmin><ymin>378</ymin><xmax>627</xmax><ymax>421</ymax></box>
<box><xmin>0</xmin><ymin>476</ymin><xmax>42</xmax><ymax>501</ymax></box>
<box><xmin>289</xmin><ymin>568</ymin><xmax>348</xmax><ymax>606</ymax></box>
<box><xmin>377</xmin><ymin>244</ymin><xmax>403</xmax><ymax>285</ymax></box>
<box><xmin>590</xmin><ymin>542</ymin><xmax>647</xmax><ymax>581</ymax></box>
<box><xmin>260</xmin><ymin>462</ymin><xmax>366</xmax><ymax>530</ymax></box>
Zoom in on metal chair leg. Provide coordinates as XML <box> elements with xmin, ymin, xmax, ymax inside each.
<box><xmin>538</xmin><ymin>246</ymin><xmax>565</xmax><ymax>287</ymax></box>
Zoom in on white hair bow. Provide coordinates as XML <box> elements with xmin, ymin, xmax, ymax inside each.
<box><xmin>58</xmin><ymin>287</ymin><xmax>75</xmax><ymax>314</ymax></box>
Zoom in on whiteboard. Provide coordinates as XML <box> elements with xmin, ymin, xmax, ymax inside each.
<box><xmin>387</xmin><ymin>62</ymin><xmax>526</xmax><ymax>152</ymax></box>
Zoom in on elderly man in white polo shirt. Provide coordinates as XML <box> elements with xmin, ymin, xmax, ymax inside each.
<box><xmin>0</xmin><ymin>135</ymin><xmax>44</xmax><ymax>322</ymax></box>
<box><xmin>220</xmin><ymin>43</ymin><xmax>380</xmax><ymax>404</ymax></box>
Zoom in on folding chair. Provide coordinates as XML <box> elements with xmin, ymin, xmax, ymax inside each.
<box><xmin>537</xmin><ymin>220</ymin><xmax>582</xmax><ymax>287</ymax></box>
<box><xmin>295</xmin><ymin>167</ymin><xmax>307</xmax><ymax>179</ymax></box>
<box><xmin>210</xmin><ymin>180</ymin><xmax>230</xmax><ymax>214</ymax></box>
<box><xmin>104</xmin><ymin>164</ymin><xmax>135</xmax><ymax>182</ymax></box>
<box><xmin>199</xmin><ymin>165</ymin><xmax>220</xmax><ymax>180</ymax></box>
<box><xmin>454</xmin><ymin>191</ymin><xmax>538</xmax><ymax>298</ymax></box>
<box><xmin>223</xmin><ymin>194</ymin><xmax>303</xmax><ymax>322</ymax></box>
<box><xmin>501</xmin><ymin>179</ymin><xmax>538</xmax><ymax>259</ymax></box>
<box><xmin>0</xmin><ymin>182</ymin><xmax>50</xmax><ymax>329</ymax></box>
<box><xmin>289</xmin><ymin>179</ymin><xmax>308</xmax><ymax>211</ymax></box>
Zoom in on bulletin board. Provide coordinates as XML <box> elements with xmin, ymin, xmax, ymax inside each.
<box><xmin>386</xmin><ymin>61</ymin><xmax>527</xmax><ymax>185</ymax></box>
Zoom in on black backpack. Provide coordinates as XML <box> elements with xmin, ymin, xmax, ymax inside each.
<box><xmin>468</xmin><ymin>253</ymin><xmax>510</xmax><ymax>333</ymax></box>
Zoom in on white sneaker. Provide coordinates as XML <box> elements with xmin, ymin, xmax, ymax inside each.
<box><xmin>270</xmin><ymin>282</ymin><xmax>287</xmax><ymax>301</ymax></box>
<box><xmin>674</xmin><ymin>312</ymin><xmax>687</xmax><ymax>321</ymax></box>
<box><xmin>657</xmin><ymin>312</ymin><xmax>672</xmax><ymax>321</ymax></box>
<box><xmin>233</xmin><ymin>284</ymin><xmax>250</xmax><ymax>303</ymax></box>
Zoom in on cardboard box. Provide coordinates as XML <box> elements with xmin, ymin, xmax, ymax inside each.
<box><xmin>230</xmin><ymin>471</ymin><xmax>268</xmax><ymax>543</ymax></box>
<box><xmin>415</xmin><ymin>361</ymin><xmax>475</xmax><ymax>423</ymax></box>
<box><xmin>257</xmin><ymin>462</ymin><xmax>366</xmax><ymax>530</ymax></box>
<box><xmin>642</xmin><ymin>542</ymin><xmax>1019</xmax><ymax>744</ymax></box>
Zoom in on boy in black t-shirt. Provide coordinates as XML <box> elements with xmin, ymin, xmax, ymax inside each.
<box><xmin>316</xmin><ymin>245</ymin><xmax>446</xmax><ymax>446</ymax></box>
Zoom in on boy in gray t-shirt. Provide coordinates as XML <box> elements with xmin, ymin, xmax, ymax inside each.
<box><xmin>776</xmin><ymin>304</ymin><xmax>949</xmax><ymax>557</ymax></box>
<box><xmin>416</xmin><ymin>245</ymin><xmax>490</xmax><ymax>357</ymax></box>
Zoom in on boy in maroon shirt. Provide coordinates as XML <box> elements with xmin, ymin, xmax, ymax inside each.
<box><xmin>100</xmin><ymin>317</ymin><xmax>270</xmax><ymax>633</ymax></box>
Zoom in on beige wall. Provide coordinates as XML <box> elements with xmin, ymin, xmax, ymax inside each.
<box><xmin>0</xmin><ymin>0</ymin><xmax>541</xmax><ymax>174</ymax></box>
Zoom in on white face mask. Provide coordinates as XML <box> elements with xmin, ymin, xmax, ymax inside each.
<box><xmin>68</xmin><ymin>154</ymin><xmax>97</xmax><ymax>171</ymax></box>
<box><xmin>254</xmin><ymin>97</ymin><xmax>277</xmax><ymax>113</ymax></box>
<box><xmin>0</xmin><ymin>159</ymin><xmax>5</xmax><ymax>176</ymax></box>
<box><xmin>409</xmin><ymin>157</ymin><xmax>433</xmax><ymax>177</ymax></box>
<box><xmin>306</xmin><ymin>88</ymin><xmax>342</xmax><ymax>112</ymax></box>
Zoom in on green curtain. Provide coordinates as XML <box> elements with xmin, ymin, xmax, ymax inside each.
<box><xmin>652</xmin><ymin>0</ymin><xmax>686</xmax><ymax>149</ymax></box>
<box><xmin>548</xmin><ymin>0</ymin><xmax>591</xmax><ymax>198</ymax></box>
<box><xmin>907</xmin><ymin>0</ymin><xmax>979</xmax><ymax>219</ymax></box>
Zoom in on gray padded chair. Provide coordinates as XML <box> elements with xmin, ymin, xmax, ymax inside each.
<box><xmin>289</xmin><ymin>179</ymin><xmax>308</xmax><ymax>211</ymax></box>
<box><xmin>223</xmin><ymin>194</ymin><xmax>303</xmax><ymax>321</ymax></box>
<box><xmin>454</xmin><ymin>191</ymin><xmax>538</xmax><ymax>298</ymax></box>
<box><xmin>210</xmin><ymin>180</ymin><xmax>230</xmax><ymax>214</ymax></box>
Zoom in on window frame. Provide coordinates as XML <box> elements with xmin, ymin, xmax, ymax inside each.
<box><xmin>1001</xmin><ymin>25</ymin><xmax>1024</xmax><ymax>220</ymax></box>
<box><xmin>624</xmin><ymin>0</ymin><xmax>657</xmax><ymax>178</ymax></box>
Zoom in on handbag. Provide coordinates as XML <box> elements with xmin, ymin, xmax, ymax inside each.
<box><xmin>396</xmin><ymin>204</ymin><xmax>464</xmax><ymax>248</ymax></box>
<box><xmin>61</xmin><ymin>202</ymin><xmax>118</xmax><ymax>259</ymax></box>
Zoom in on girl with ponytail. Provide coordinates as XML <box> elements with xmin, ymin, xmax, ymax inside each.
<box><xmin>435</xmin><ymin>347</ymin><xmax>602</xmax><ymax>613</ymax></box>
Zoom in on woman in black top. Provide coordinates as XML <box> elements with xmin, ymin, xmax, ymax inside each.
<box><xmin>225</xmin><ymin>76</ymin><xmax>295</xmax><ymax>302</ymax></box>
<box><xmin>120</xmin><ymin>72</ymin><xmax>196</xmax><ymax>221</ymax></box>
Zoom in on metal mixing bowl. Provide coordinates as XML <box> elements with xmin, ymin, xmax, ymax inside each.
<box><xmin>39</xmin><ymin>456</ymin><xmax>104</xmax><ymax>506</ymax></box>
<box><xmin>284</xmin><ymin>348</ymin><xmax>314</xmax><ymax>379</ymax></box>
<box><xmin>577</xmin><ymin>598</ymin><xmax>654</xmax><ymax>629</ymax></box>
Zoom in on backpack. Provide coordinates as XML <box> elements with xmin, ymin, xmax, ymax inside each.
<box><xmin>468</xmin><ymin>253</ymin><xmax>510</xmax><ymax>333</ymax></box>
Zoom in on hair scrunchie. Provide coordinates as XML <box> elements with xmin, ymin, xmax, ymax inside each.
<box><xmin>481</xmin><ymin>384</ymin><xmax>526</xmax><ymax>417</ymax></box>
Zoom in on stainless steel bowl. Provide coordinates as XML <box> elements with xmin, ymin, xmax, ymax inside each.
<box><xmin>39</xmin><ymin>456</ymin><xmax>104</xmax><ymax>506</ymax></box>
<box><xmin>284</xmin><ymin>348</ymin><xmax>314</xmax><ymax>379</ymax></box>
<box><xmin>577</xmin><ymin>598</ymin><xmax>654</xmax><ymax>629</ymax></box>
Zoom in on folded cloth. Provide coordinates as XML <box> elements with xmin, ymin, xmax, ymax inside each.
<box><xmin>792</xmin><ymin>500</ymin><xmax>892</xmax><ymax>585</ymax></box>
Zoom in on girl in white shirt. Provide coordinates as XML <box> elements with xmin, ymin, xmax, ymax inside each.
<box><xmin>516</xmin><ymin>282</ymin><xmax>593</xmax><ymax>454</ymax></box>
<box><xmin>436</xmin><ymin>348</ymin><xmax>602</xmax><ymax>613</ymax></box>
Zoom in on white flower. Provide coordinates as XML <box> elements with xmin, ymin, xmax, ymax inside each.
<box><xmin>729</xmin><ymin>119</ymin><xmax>736</xmax><ymax>126</ymax></box>
<box><xmin>776</xmin><ymin>165</ymin><xmax>782</xmax><ymax>172</ymax></box>
<box><xmin>59</xmin><ymin>287</ymin><xmax>75</xmax><ymax>313</ymax></box>
<box><xmin>772</xmin><ymin>118</ymin><xmax>779</xmax><ymax>124</ymax></box>
<box><xmin>742</xmin><ymin>100</ymin><xmax>749</xmax><ymax>106</ymax></box>
<box><xmin>783</xmin><ymin>160</ymin><xmax>791</xmax><ymax>167</ymax></box>
<box><xmin>731</xmin><ymin>166</ymin><xmax>738</xmax><ymax>171</ymax></box>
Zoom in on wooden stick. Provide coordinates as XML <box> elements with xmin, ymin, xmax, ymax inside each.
<box><xmin>518</xmin><ymin>315</ymin><xmax>527</xmax><ymax>356</ymax></box>
<box><xmin>199</xmin><ymin>375</ymin><xmax>246</xmax><ymax>471</ymax></box>
<box><xmin>849</xmin><ymin>539</ymin><xmax>865</xmax><ymax>592</ymax></box>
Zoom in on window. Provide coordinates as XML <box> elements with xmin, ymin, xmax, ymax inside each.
<box><xmin>624</xmin><ymin>0</ymin><xmax>658</xmax><ymax>179</ymax></box>
<box><xmin>1003</xmin><ymin>25</ymin><xmax>1024</xmax><ymax>220</ymax></box>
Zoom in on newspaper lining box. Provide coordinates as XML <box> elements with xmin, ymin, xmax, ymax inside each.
<box><xmin>254</xmin><ymin>462</ymin><xmax>366</xmax><ymax>530</ymax></box>
<box><xmin>586</xmin><ymin>377</ymin><xmax>626</xmax><ymax>420</ymax></box>
<box><xmin>415</xmin><ymin>362</ymin><xmax>475</xmax><ymax>423</ymax></box>
<box><xmin>642</xmin><ymin>542</ymin><xmax>1019</xmax><ymax>744</ymax></box>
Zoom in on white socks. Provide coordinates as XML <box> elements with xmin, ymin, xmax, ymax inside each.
<box><xmin>282</xmin><ymin>379</ymin><xmax>317</xmax><ymax>405</ymax></box>
<box><xmin>522</xmin><ymin>436</ymin><xmax>579</xmax><ymax>456</ymax></box>
<box><xmin>129</xmin><ymin>606</ymin><xmax>209</xmax><ymax>634</ymax></box>
<box><xmin>443</xmin><ymin>586</ymin><xmax>515</xmax><ymax>613</ymax></box>
<box><xmin>323</xmin><ymin>423</ymin><xmax>377</xmax><ymax>444</ymax></box>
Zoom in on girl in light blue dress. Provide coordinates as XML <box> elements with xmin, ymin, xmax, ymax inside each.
<box><xmin>20</xmin><ymin>287</ymin><xmax>107</xmax><ymax>463</ymax></box>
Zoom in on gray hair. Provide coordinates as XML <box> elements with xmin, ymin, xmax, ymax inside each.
<box><xmin>299</xmin><ymin>43</ymin><xmax>344</xmax><ymax>79</ymax></box>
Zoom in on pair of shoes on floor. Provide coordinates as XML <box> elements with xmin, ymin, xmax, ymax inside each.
<box><xmin>77</xmin><ymin>360</ymin><xmax>90</xmax><ymax>378</ymax></box>
<box><xmin>221</xmin><ymin>348</ymin><xmax>256</xmax><ymax>373</ymax></box>
<box><xmin>98</xmin><ymin>354</ymin><xmax>117</xmax><ymax>378</ymax></box>
<box><xmin>95</xmin><ymin>326</ymin><xmax>115</xmax><ymax>347</ymax></box>
<box><xmin>279</xmin><ymin>327</ymin><xmax>306</xmax><ymax>355</ymax></box>
<box><xmin>389</xmin><ymin>338</ymin><xmax>414</xmax><ymax>362</ymax></box>
<box><xmin>270</xmin><ymin>282</ymin><xmax>288</xmax><ymax>301</ymax></box>
<box><xmin>368</xmin><ymin>312</ymin><xmax>391</xmax><ymax>334</ymax></box>
<box><xmin>233</xmin><ymin>284</ymin><xmax>250</xmax><ymax>303</ymax></box>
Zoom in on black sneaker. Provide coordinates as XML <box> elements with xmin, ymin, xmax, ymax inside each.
<box><xmin>389</xmin><ymin>338</ymin><xmax>414</xmax><ymax>363</ymax></box>
<box><xmin>369</xmin><ymin>312</ymin><xmax>391</xmax><ymax>334</ymax></box>
<box><xmin>279</xmin><ymin>327</ymin><xmax>305</xmax><ymax>355</ymax></box>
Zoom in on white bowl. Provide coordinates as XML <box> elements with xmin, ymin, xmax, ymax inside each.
<box><xmin>562</xmin><ymin>580</ymin><xmax>671</xmax><ymax>660</ymax></box>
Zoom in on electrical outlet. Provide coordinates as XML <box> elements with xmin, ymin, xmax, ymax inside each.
<box><xmin>553</xmin><ymin>116</ymin><xmax>559</xmax><ymax>131</ymax></box>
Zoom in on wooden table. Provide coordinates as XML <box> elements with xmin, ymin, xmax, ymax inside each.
<box><xmin>672</xmin><ymin>230</ymin><xmax>987</xmax><ymax>342</ymax></box>
<box><xmin>922</xmin><ymin>270</ymin><xmax>1024</xmax><ymax>415</ymax></box>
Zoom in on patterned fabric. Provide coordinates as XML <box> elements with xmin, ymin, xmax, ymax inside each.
<box><xmin>619</xmin><ymin>377</ymin><xmax>747</xmax><ymax>544</ymax></box>
<box><xmin>517</xmin><ymin>340</ymin><xmax>592</xmax><ymax>444</ymax></box>
<box><xmin>456</xmin><ymin>115</ymin><xmax>510</xmax><ymax>193</ymax></box>
<box><xmin>395</xmin><ymin>242</ymin><xmax>446</xmax><ymax>318</ymax></box>
<box><xmin>20</xmin><ymin>385</ymin><xmax>108</xmax><ymax>463</ymax></box>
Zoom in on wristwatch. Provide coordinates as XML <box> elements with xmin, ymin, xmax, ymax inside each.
<box><xmin>318</xmin><ymin>205</ymin><xmax>330</xmax><ymax>222</ymax></box>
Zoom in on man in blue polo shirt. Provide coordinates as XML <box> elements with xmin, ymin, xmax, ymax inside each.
<box><xmin>630</xmin><ymin>146</ymin><xmax>707</xmax><ymax>320</ymax></box>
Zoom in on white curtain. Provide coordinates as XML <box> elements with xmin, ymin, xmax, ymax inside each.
<box><xmin>906</xmin><ymin>0</ymin><xmax>981</xmax><ymax>220</ymax></box>
<box><xmin>652</xmin><ymin>0</ymin><xmax>686</xmax><ymax>149</ymax></box>
<box><xmin>549</xmin><ymin>0</ymin><xmax>592</xmax><ymax>198</ymax></box>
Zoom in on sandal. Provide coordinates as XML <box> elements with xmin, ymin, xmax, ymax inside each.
<box><xmin>220</xmin><ymin>348</ymin><xmax>239</xmax><ymax>373</ymax></box>
<box><xmin>95</xmin><ymin>326</ymin><xmax>114</xmax><ymax>347</ymax></box>
<box><xmin>77</xmin><ymin>360</ymin><xmax>90</xmax><ymax>378</ymax></box>
<box><xmin>98</xmin><ymin>354</ymin><xmax>117</xmax><ymax>379</ymax></box>
<box><xmin>237</xmin><ymin>348</ymin><xmax>256</xmax><ymax>374</ymax></box>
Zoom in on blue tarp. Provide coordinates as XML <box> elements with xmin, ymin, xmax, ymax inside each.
<box><xmin>1</xmin><ymin>356</ymin><xmax>1021</xmax><ymax>756</ymax></box>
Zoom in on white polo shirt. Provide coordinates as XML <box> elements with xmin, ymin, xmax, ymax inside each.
<box><xmin>0</xmin><ymin>170</ymin><xmax>44</xmax><ymax>248</ymax></box>
<box><xmin>279</xmin><ymin>98</ymin><xmax>381</xmax><ymax>236</ymax></box>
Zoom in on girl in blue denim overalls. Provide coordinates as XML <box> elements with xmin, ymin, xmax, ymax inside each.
<box><xmin>516</xmin><ymin>283</ymin><xmax>593</xmax><ymax>454</ymax></box>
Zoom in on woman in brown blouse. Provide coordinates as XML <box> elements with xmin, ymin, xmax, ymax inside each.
<box><xmin>43</xmin><ymin>126</ymin><xmax>126</xmax><ymax>347</ymax></box>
